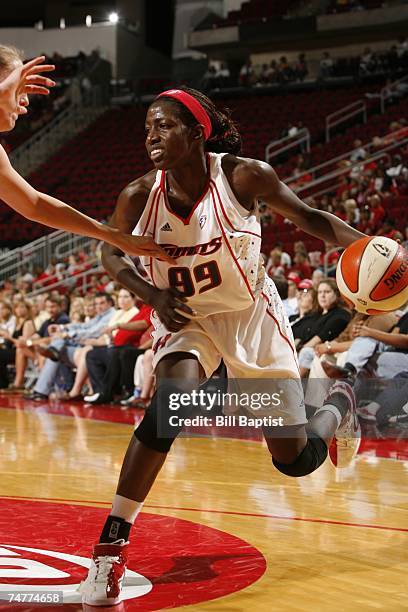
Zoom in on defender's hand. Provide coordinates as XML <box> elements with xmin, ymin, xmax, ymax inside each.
<box><xmin>0</xmin><ymin>56</ymin><xmax>55</xmax><ymax>114</ymax></box>
<box><xmin>116</xmin><ymin>234</ymin><xmax>175</xmax><ymax>264</ymax></box>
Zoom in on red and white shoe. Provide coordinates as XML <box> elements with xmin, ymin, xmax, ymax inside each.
<box><xmin>325</xmin><ymin>381</ymin><xmax>361</xmax><ymax>468</ymax></box>
<box><xmin>80</xmin><ymin>540</ymin><xmax>128</xmax><ymax>606</ymax></box>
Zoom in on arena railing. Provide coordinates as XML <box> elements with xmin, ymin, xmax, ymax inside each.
<box><xmin>28</xmin><ymin>259</ymin><xmax>103</xmax><ymax>298</ymax></box>
<box><xmin>293</xmin><ymin>137</ymin><xmax>408</xmax><ymax>199</ymax></box>
<box><xmin>325</xmin><ymin>99</ymin><xmax>367</xmax><ymax>143</ymax></box>
<box><xmin>0</xmin><ymin>229</ymin><xmax>97</xmax><ymax>282</ymax></box>
<box><xmin>9</xmin><ymin>104</ymin><xmax>76</xmax><ymax>176</ymax></box>
<box><xmin>10</xmin><ymin>102</ymin><xmax>106</xmax><ymax>177</ymax></box>
<box><xmin>265</xmin><ymin>128</ymin><xmax>310</xmax><ymax>164</ymax></box>
<box><xmin>284</xmin><ymin>139</ymin><xmax>375</xmax><ymax>184</ymax></box>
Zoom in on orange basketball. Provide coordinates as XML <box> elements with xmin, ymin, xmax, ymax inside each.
<box><xmin>336</xmin><ymin>236</ymin><xmax>408</xmax><ymax>314</ymax></box>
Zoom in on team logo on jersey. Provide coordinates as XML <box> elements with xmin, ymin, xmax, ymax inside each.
<box><xmin>199</xmin><ymin>215</ymin><xmax>207</xmax><ymax>229</ymax></box>
<box><xmin>161</xmin><ymin>236</ymin><xmax>222</xmax><ymax>258</ymax></box>
<box><xmin>160</xmin><ymin>222</ymin><xmax>172</xmax><ymax>232</ymax></box>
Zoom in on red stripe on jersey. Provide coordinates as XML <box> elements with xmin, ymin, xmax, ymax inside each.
<box><xmin>161</xmin><ymin>155</ymin><xmax>211</xmax><ymax>226</ymax></box>
<box><xmin>210</xmin><ymin>180</ymin><xmax>262</xmax><ymax>239</ymax></box>
<box><xmin>149</xmin><ymin>188</ymin><xmax>161</xmax><ymax>287</ymax></box>
<box><xmin>261</xmin><ymin>292</ymin><xmax>299</xmax><ymax>371</ymax></box>
<box><xmin>141</xmin><ymin>187</ymin><xmax>160</xmax><ymax>236</ymax></box>
<box><xmin>210</xmin><ymin>184</ymin><xmax>255</xmax><ymax>301</ymax></box>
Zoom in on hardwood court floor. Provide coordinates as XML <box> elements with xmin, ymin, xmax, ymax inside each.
<box><xmin>0</xmin><ymin>395</ymin><xmax>407</xmax><ymax>611</ymax></box>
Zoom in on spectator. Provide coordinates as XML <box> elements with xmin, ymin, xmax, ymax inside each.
<box><xmin>239</xmin><ymin>59</ymin><xmax>254</xmax><ymax>87</ymax></box>
<box><xmin>344</xmin><ymin>199</ymin><xmax>360</xmax><ymax>227</ymax></box>
<box><xmin>84</xmin><ymin>303</ymin><xmax>153</xmax><ymax>405</ymax></box>
<box><xmin>312</xmin><ymin>268</ymin><xmax>324</xmax><ymax>289</ymax></box>
<box><xmin>322</xmin><ymin>311</ymin><xmax>408</xmax><ymax>381</ymax></box>
<box><xmin>61</xmin><ymin>289</ymin><xmax>139</xmax><ymax>401</ymax></box>
<box><xmin>304</xmin><ymin>310</ymin><xmax>398</xmax><ymax>411</ymax></box>
<box><xmin>0</xmin><ymin>300</ymin><xmax>16</xmax><ymax>347</ymax></box>
<box><xmin>278</xmin><ymin>56</ymin><xmax>293</xmax><ymax>83</ymax></box>
<box><xmin>291</xmin><ymin>252</ymin><xmax>312</xmax><ymax>279</ymax></box>
<box><xmin>122</xmin><ymin>347</ymin><xmax>155</xmax><ymax>408</ymax></box>
<box><xmin>28</xmin><ymin>292</ymin><xmax>115</xmax><ymax>401</ymax></box>
<box><xmin>290</xmin><ymin>280</ymin><xmax>319</xmax><ymax>349</ymax></box>
<box><xmin>266</xmin><ymin>60</ymin><xmax>278</xmax><ymax>83</ymax></box>
<box><xmin>350</xmin><ymin>139</ymin><xmax>367</xmax><ymax>163</ymax></box>
<box><xmin>0</xmin><ymin>299</ymin><xmax>35</xmax><ymax>390</ymax></box>
<box><xmin>297</xmin><ymin>279</ymin><xmax>352</xmax><ymax>377</ymax></box>
<box><xmin>359</xmin><ymin>47</ymin><xmax>376</xmax><ymax>75</ymax></box>
<box><xmin>216</xmin><ymin>62</ymin><xmax>231</xmax><ymax>88</ymax></box>
<box><xmin>266</xmin><ymin>249</ymin><xmax>285</xmax><ymax>278</ymax></box>
<box><xmin>368</xmin><ymin>194</ymin><xmax>385</xmax><ymax>232</ymax></box>
<box><xmin>282</xmin><ymin>272</ymin><xmax>301</xmax><ymax>317</ymax></box>
<box><xmin>319</xmin><ymin>52</ymin><xmax>334</xmax><ymax>79</ymax></box>
<box><xmin>294</xmin><ymin>54</ymin><xmax>308</xmax><ymax>82</ymax></box>
<box><xmin>357</xmin><ymin>372</ymin><xmax>408</xmax><ymax>426</ymax></box>
<box><xmin>13</xmin><ymin>296</ymin><xmax>70</xmax><ymax>390</ymax></box>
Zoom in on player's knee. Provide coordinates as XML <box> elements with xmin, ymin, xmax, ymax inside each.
<box><xmin>134</xmin><ymin>403</ymin><xmax>176</xmax><ymax>453</ymax></box>
<box><xmin>272</xmin><ymin>437</ymin><xmax>327</xmax><ymax>477</ymax></box>
<box><xmin>134</xmin><ymin>383</ymin><xmax>195</xmax><ymax>453</ymax></box>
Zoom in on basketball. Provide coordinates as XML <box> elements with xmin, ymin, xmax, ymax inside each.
<box><xmin>336</xmin><ymin>236</ymin><xmax>408</xmax><ymax>314</ymax></box>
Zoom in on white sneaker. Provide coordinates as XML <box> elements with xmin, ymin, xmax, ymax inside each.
<box><xmin>84</xmin><ymin>392</ymin><xmax>100</xmax><ymax>403</ymax></box>
<box><xmin>325</xmin><ymin>381</ymin><xmax>361</xmax><ymax>468</ymax></box>
<box><xmin>80</xmin><ymin>540</ymin><xmax>128</xmax><ymax>606</ymax></box>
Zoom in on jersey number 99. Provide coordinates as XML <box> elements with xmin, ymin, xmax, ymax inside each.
<box><xmin>168</xmin><ymin>260</ymin><xmax>221</xmax><ymax>296</ymax></box>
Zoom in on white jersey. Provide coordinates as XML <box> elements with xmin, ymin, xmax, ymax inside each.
<box><xmin>133</xmin><ymin>152</ymin><xmax>265</xmax><ymax>318</ymax></box>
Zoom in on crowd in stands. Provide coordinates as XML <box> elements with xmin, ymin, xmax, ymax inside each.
<box><xmin>201</xmin><ymin>38</ymin><xmax>408</xmax><ymax>93</ymax></box>
<box><xmin>0</xmin><ymin>275</ymin><xmax>155</xmax><ymax>409</ymax></box>
<box><xmin>328</xmin><ymin>0</ymin><xmax>387</xmax><ymax>13</ymax></box>
<box><xmin>280</xmin><ymin>116</ymin><xmax>408</xmax><ymax>195</ymax></box>
<box><xmin>263</xmin><ymin>241</ymin><xmax>408</xmax><ymax>426</ymax></box>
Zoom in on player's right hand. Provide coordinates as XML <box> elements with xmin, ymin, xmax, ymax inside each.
<box><xmin>152</xmin><ymin>288</ymin><xmax>196</xmax><ymax>332</ymax></box>
<box><xmin>0</xmin><ymin>56</ymin><xmax>56</xmax><ymax>113</ymax></box>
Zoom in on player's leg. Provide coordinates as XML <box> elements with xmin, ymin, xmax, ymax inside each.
<box><xmin>80</xmin><ymin>351</ymin><xmax>205</xmax><ymax>606</ymax></box>
<box><xmin>219</xmin><ymin>277</ymin><xmax>359</xmax><ymax>476</ymax></box>
<box><xmin>102</xmin><ymin>352</ymin><xmax>203</xmax><ymax>534</ymax></box>
<box><xmin>265</xmin><ymin>380</ymin><xmax>359</xmax><ymax>476</ymax></box>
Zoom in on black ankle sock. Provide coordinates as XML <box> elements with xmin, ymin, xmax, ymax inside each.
<box><xmin>324</xmin><ymin>391</ymin><xmax>350</xmax><ymax>420</ymax></box>
<box><xmin>99</xmin><ymin>515</ymin><xmax>132</xmax><ymax>544</ymax></box>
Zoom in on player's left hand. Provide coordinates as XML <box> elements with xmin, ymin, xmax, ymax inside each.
<box><xmin>115</xmin><ymin>234</ymin><xmax>176</xmax><ymax>264</ymax></box>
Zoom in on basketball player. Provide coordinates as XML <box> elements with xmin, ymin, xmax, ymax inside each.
<box><xmin>81</xmin><ymin>87</ymin><xmax>366</xmax><ymax>606</ymax></box>
<box><xmin>0</xmin><ymin>46</ymin><xmax>173</xmax><ymax>262</ymax></box>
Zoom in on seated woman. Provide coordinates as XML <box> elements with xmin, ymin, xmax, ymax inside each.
<box><xmin>304</xmin><ymin>310</ymin><xmax>398</xmax><ymax>412</ymax></box>
<box><xmin>84</xmin><ymin>308</ymin><xmax>153</xmax><ymax>405</ymax></box>
<box><xmin>13</xmin><ymin>295</ymin><xmax>70</xmax><ymax>390</ymax></box>
<box><xmin>61</xmin><ymin>289</ymin><xmax>137</xmax><ymax>400</ymax></box>
<box><xmin>290</xmin><ymin>279</ymin><xmax>319</xmax><ymax>349</ymax></box>
<box><xmin>297</xmin><ymin>278</ymin><xmax>351</xmax><ymax>378</ymax></box>
<box><xmin>0</xmin><ymin>299</ymin><xmax>35</xmax><ymax>390</ymax></box>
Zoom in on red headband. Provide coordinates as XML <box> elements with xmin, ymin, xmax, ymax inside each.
<box><xmin>157</xmin><ymin>89</ymin><xmax>212</xmax><ymax>141</ymax></box>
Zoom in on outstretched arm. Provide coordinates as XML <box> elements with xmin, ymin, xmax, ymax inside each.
<box><xmin>243</xmin><ymin>160</ymin><xmax>366</xmax><ymax>248</ymax></box>
<box><xmin>0</xmin><ymin>146</ymin><xmax>173</xmax><ymax>261</ymax></box>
